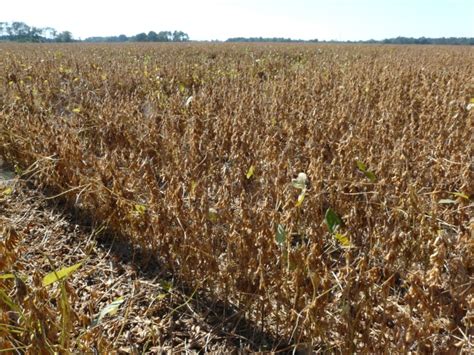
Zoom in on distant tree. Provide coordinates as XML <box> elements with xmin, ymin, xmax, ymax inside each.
<box><xmin>226</xmin><ymin>37</ymin><xmax>308</xmax><ymax>43</ymax></box>
<box><xmin>118</xmin><ymin>34</ymin><xmax>128</xmax><ymax>42</ymax></box>
<box><xmin>42</xmin><ymin>27</ymin><xmax>57</xmax><ymax>40</ymax></box>
<box><xmin>28</xmin><ymin>27</ymin><xmax>44</xmax><ymax>42</ymax></box>
<box><xmin>147</xmin><ymin>31</ymin><xmax>159</xmax><ymax>42</ymax></box>
<box><xmin>417</xmin><ymin>37</ymin><xmax>430</xmax><ymax>44</ymax></box>
<box><xmin>130</xmin><ymin>30</ymin><xmax>188</xmax><ymax>42</ymax></box>
<box><xmin>0</xmin><ymin>22</ymin><xmax>6</xmax><ymax>36</ymax></box>
<box><xmin>9</xmin><ymin>22</ymin><xmax>30</xmax><ymax>40</ymax></box>
<box><xmin>84</xmin><ymin>35</ymin><xmax>125</xmax><ymax>42</ymax></box>
<box><xmin>157</xmin><ymin>31</ymin><xmax>172</xmax><ymax>41</ymax></box>
<box><xmin>55</xmin><ymin>31</ymin><xmax>73</xmax><ymax>42</ymax></box>
<box><xmin>0</xmin><ymin>22</ymin><xmax>44</xmax><ymax>42</ymax></box>
<box><xmin>172</xmin><ymin>30</ymin><xmax>189</xmax><ymax>42</ymax></box>
<box><xmin>135</xmin><ymin>32</ymin><xmax>148</xmax><ymax>42</ymax></box>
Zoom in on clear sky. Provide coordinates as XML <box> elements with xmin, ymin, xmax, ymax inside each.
<box><xmin>2</xmin><ymin>0</ymin><xmax>473</xmax><ymax>41</ymax></box>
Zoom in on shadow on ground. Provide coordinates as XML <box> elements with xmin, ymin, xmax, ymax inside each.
<box><xmin>26</xmin><ymin>180</ymin><xmax>295</xmax><ymax>353</ymax></box>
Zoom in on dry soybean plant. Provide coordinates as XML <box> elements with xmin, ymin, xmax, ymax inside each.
<box><xmin>0</xmin><ymin>43</ymin><xmax>473</xmax><ymax>352</ymax></box>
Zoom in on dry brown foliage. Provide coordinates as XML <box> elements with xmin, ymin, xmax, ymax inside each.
<box><xmin>1</xmin><ymin>181</ymin><xmax>267</xmax><ymax>353</ymax></box>
<box><xmin>0</xmin><ymin>43</ymin><xmax>473</xmax><ymax>352</ymax></box>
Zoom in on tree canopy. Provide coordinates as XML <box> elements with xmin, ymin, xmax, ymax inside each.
<box><xmin>0</xmin><ymin>21</ymin><xmax>190</xmax><ymax>43</ymax></box>
<box><xmin>0</xmin><ymin>22</ymin><xmax>73</xmax><ymax>42</ymax></box>
<box><xmin>226</xmin><ymin>36</ymin><xmax>474</xmax><ymax>45</ymax></box>
<box><xmin>84</xmin><ymin>30</ymin><xmax>189</xmax><ymax>43</ymax></box>
<box><xmin>227</xmin><ymin>37</ymin><xmax>319</xmax><ymax>43</ymax></box>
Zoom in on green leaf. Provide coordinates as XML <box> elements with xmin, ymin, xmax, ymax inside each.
<box><xmin>0</xmin><ymin>289</ymin><xmax>20</xmax><ymax>312</ymax></box>
<box><xmin>334</xmin><ymin>233</ymin><xmax>351</xmax><ymax>247</ymax></box>
<box><xmin>42</xmin><ymin>262</ymin><xmax>82</xmax><ymax>286</ymax></box>
<box><xmin>364</xmin><ymin>170</ymin><xmax>377</xmax><ymax>183</ymax></box>
<box><xmin>178</xmin><ymin>83</ymin><xmax>186</xmax><ymax>93</ymax></box>
<box><xmin>438</xmin><ymin>199</ymin><xmax>457</xmax><ymax>205</ymax></box>
<box><xmin>356</xmin><ymin>160</ymin><xmax>367</xmax><ymax>172</ymax></box>
<box><xmin>92</xmin><ymin>297</ymin><xmax>124</xmax><ymax>326</ymax></box>
<box><xmin>356</xmin><ymin>160</ymin><xmax>376</xmax><ymax>182</ymax></box>
<box><xmin>246</xmin><ymin>165</ymin><xmax>255</xmax><ymax>179</ymax></box>
<box><xmin>452</xmin><ymin>192</ymin><xmax>469</xmax><ymax>200</ymax></box>
<box><xmin>0</xmin><ymin>273</ymin><xmax>15</xmax><ymax>280</ymax></box>
<box><xmin>325</xmin><ymin>208</ymin><xmax>342</xmax><ymax>234</ymax></box>
<box><xmin>275</xmin><ymin>224</ymin><xmax>287</xmax><ymax>245</ymax></box>
<box><xmin>134</xmin><ymin>204</ymin><xmax>147</xmax><ymax>214</ymax></box>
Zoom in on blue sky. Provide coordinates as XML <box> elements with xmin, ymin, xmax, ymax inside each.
<box><xmin>2</xmin><ymin>0</ymin><xmax>473</xmax><ymax>40</ymax></box>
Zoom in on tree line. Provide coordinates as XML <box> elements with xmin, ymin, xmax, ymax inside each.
<box><xmin>85</xmin><ymin>31</ymin><xmax>189</xmax><ymax>43</ymax></box>
<box><xmin>345</xmin><ymin>36</ymin><xmax>474</xmax><ymax>45</ymax></box>
<box><xmin>227</xmin><ymin>37</ymin><xmax>319</xmax><ymax>43</ymax></box>
<box><xmin>1</xmin><ymin>22</ymin><xmax>472</xmax><ymax>45</ymax></box>
<box><xmin>0</xmin><ymin>22</ymin><xmax>189</xmax><ymax>43</ymax></box>
<box><xmin>0</xmin><ymin>22</ymin><xmax>73</xmax><ymax>42</ymax></box>
<box><xmin>227</xmin><ymin>36</ymin><xmax>474</xmax><ymax>45</ymax></box>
